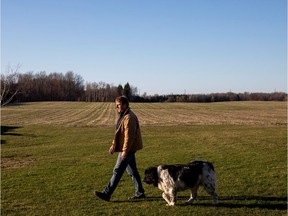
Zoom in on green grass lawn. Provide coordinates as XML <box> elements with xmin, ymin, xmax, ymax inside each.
<box><xmin>1</xmin><ymin>124</ymin><xmax>287</xmax><ymax>215</ymax></box>
<box><xmin>1</xmin><ymin>102</ymin><xmax>287</xmax><ymax>215</ymax></box>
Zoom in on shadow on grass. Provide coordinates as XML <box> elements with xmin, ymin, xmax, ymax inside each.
<box><xmin>112</xmin><ymin>195</ymin><xmax>287</xmax><ymax>210</ymax></box>
<box><xmin>183</xmin><ymin>196</ymin><xmax>287</xmax><ymax>210</ymax></box>
<box><xmin>1</xmin><ymin>126</ymin><xmax>22</xmax><ymax>144</ymax></box>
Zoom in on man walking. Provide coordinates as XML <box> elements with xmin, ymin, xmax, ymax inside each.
<box><xmin>95</xmin><ymin>96</ymin><xmax>145</xmax><ymax>201</ymax></box>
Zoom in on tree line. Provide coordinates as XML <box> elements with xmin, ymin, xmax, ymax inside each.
<box><xmin>1</xmin><ymin>71</ymin><xmax>287</xmax><ymax>105</ymax></box>
<box><xmin>1</xmin><ymin>71</ymin><xmax>138</xmax><ymax>104</ymax></box>
<box><xmin>144</xmin><ymin>92</ymin><xmax>287</xmax><ymax>103</ymax></box>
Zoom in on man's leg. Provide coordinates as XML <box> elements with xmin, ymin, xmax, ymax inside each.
<box><xmin>126</xmin><ymin>153</ymin><xmax>145</xmax><ymax>198</ymax></box>
<box><xmin>102</xmin><ymin>153</ymin><xmax>129</xmax><ymax>196</ymax></box>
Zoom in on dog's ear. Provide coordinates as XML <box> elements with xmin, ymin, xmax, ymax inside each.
<box><xmin>151</xmin><ymin>167</ymin><xmax>159</xmax><ymax>187</ymax></box>
<box><xmin>144</xmin><ymin>166</ymin><xmax>159</xmax><ymax>187</ymax></box>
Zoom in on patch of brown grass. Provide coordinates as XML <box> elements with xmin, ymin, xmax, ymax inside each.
<box><xmin>1</xmin><ymin>156</ymin><xmax>33</xmax><ymax>169</ymax></box>
<box><xmin>1</xmin><ymin>101</ymin><xmax>287</xmax><ymax>127</ymax></box>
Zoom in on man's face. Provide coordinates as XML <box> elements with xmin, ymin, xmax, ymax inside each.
<box><xmin>116</xmin><ymin>101</ymin><xmax>126</xmax><ymax>113</ymax></box>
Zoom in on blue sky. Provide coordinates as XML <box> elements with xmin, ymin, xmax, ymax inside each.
<box><xmin>2</xmin><ymin>0</ymin><xmax>287</xmax><ymax>95</ymax></box>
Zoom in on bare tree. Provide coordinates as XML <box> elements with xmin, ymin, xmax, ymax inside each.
<box><xmin>0</xmin><ymin>65</ymin><xmax>20</xmax><ymax>106</ymax></box>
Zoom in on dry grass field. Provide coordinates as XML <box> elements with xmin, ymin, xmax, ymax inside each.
<box><xmin>1</xmin><ymin>101</ymin><xmax>286</xmax><ymax>127</ymax></box>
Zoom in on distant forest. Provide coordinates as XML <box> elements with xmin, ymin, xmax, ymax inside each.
<box><xmin>1</xmin><ymin>71</ymin><xmax>287</xmax><ymax>105</ymax></box>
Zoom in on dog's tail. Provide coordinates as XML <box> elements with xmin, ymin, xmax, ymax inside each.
<box><xmin>190</xmin><ymin>160</ymin><xmax>215</xmax><ymax>172</ymax></box>
<box><xmin>203</xmin><ymin>161</ymin><xmax>215</xmax><ymax>172</ymax></box>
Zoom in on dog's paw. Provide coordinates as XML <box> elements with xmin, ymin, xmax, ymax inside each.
<box><xmin>168</xmin><ymin>202</ymin><xmax>175</xmax><ymax>206</ymax></box>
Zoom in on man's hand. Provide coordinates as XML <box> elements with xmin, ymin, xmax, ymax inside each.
<box><xmin>121</xmin><ymin>152</ymin><xmax>127</xmax><ymax>160</ymax></box>
<box><xmin>109</xmin><ymin>145</ymin><xmax>115</xmax><ymax>154</ymax></box>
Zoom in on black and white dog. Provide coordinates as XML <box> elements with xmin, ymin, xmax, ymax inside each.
<box><xmin>143</xmin><ymin>160</ymin><xmax>218</xmax><ymax>206</ymax></box>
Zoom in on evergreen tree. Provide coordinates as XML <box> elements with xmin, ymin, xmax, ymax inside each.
<box><xmin>123</xmin><ymin>82</ymin><xmax>132</xmax><ymax>101</ymax></box>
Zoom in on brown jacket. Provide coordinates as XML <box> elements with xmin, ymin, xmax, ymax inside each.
<box><xmin>112</xmin><ymin>108</ymin><xmax>143</xmax><ymax>153</ymax></box>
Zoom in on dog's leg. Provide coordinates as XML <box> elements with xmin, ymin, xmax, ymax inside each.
<box><xmin>212</xmin><ymin>192</ymin><xmax>218</xmax><ymax>205</ymax></box>
<box><xmin>168</xmin><ymin>190</ymin><xmax>177</xmax><ymax>206</ymax></box>
<box><xmin>186</xmin><ymin>189</ymin><xmax>197</xmax><ymax>205</ymax></box>
<box><xmin>162</xmin><ymin>192</ymin><xmax>171</xmax><ymax>206</ymax></box>
<box><xmin>163</xmin><ymin>189</ymin><xmax>177</xmax><ymax>206</ymax></box>
<box><xmin>186</xmin><ymin>182</ymin><xmax>200</xmax><ymax>205</ymax></box>
<box><xmin>202</xmin><ymin>170</ymin><xmax>218</xmax><ymax>205</ymax></box>
<box><xmin>186</xmin><ymin>190</ymin><xmax>195</xmax><ymax>205</ymax></box>
<box><xmin>186</xmin><ymin>178</ymin><xmax>201</xmax><ymax>205</ymax></box>
<box><xmin>203</xmin><ymin>183</ymin><xmax>218</xmax><ymax>204</ymax></box>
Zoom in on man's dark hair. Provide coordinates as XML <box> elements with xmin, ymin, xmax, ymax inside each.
<box><xmin>115</xmin><ymin>96</ymin><xmax>129</xmax><ymax>107</ymax></box>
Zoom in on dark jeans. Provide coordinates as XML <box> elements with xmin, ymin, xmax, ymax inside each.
<box><xmin>103</xmin><ymin>152</ymin><xmax>145</xmax><ymax>197</ymax></box>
